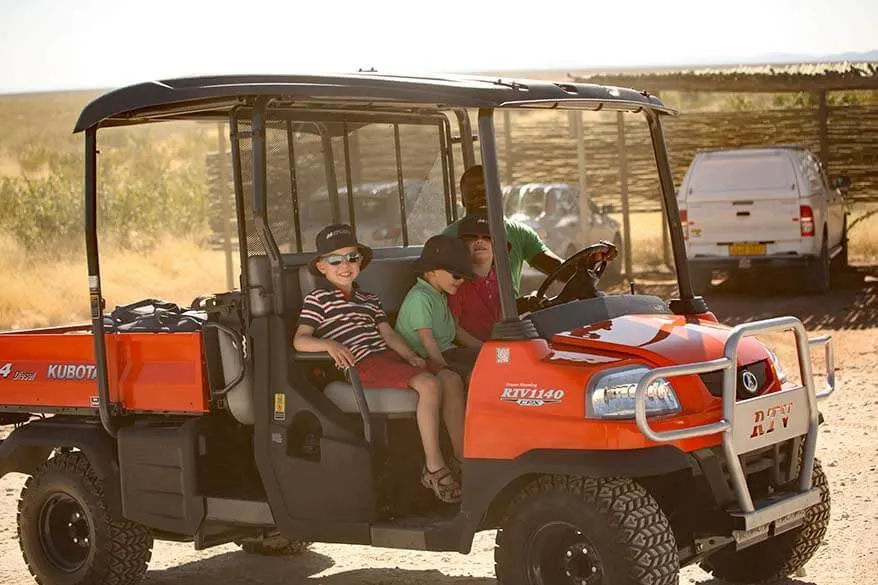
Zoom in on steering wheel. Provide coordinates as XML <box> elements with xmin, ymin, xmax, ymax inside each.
<box><xmin>531</xmin><ymin>241</ymin><xmax>619</xmax><ymax>309</ymax></box>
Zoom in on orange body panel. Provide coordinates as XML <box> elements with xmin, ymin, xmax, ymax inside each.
<box><xmin>464</xmin><ymin>315</ymin><xmax>774</xmax><ymax>460</ymax></box>
<box><xmin>0</xmin><ymin>327</ymin><xmax>209</xmax><ymax>414</ymax></box>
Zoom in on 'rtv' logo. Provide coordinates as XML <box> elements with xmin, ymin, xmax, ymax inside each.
<box><xmin>750</xmin><ymin>402</ymin><xmax>792</xmax><ymax>438</ymax></box>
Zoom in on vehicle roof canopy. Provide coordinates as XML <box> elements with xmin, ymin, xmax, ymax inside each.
<box><xmin>73</xmin><ymin>72</ymin><xmax>676</xmax><ymax>133</ymax></box>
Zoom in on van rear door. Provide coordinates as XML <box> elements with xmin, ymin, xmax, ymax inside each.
<box><xmin>682</xmin><ymin>150</ymin><xmax>802</xmax><ymax>256</ymax></box>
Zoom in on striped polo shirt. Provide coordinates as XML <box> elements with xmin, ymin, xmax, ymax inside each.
<box><xmin>297</xmin><ymin>283</ymin><xmax>391</xmax><ymax>363</ymax></box>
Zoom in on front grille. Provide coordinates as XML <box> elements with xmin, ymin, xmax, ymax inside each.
<box><xmin>699</xmin><ymin>360</ymin><xmax>770</xmax><ymax>399</ymax></box>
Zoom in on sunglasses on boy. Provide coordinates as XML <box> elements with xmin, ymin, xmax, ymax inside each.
<box><xmin>321</xmin><ymin>251</ymin><xmax>362</xmax><ymax>266</ymax></box>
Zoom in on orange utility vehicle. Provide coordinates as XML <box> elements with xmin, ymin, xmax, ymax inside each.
<box><xmin>0</xmin><ymin>74</ymin><xmax>835</xmax><ymax>585</ymax></box>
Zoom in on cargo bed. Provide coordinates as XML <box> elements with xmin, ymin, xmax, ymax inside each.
<box><xmin>0</xmin><ymin>324</ymin><xmax>209</xmax><ymax>415</ymax></box>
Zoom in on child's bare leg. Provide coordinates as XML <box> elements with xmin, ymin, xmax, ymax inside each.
<box><xmin>408</xmin><ymin>372</ymin><xmax>446</xmax><ymax>472</ymax></box>
<box><xmin>437</xmin><ymin>368</ymin><xmax>466</xmax><ymax>460</ymax></box>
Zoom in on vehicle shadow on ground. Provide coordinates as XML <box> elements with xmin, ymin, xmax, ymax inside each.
<box><xmin>696</xmin><ymin>579</ymin><xmax>816</xmax><ymax>585</ymax></box>
<box><xmin>524</xmin><ymin>263</ymin><xmax>878</xmax><ymax>331</ymax></box>
<box><xmin>312</xmin><ymin>568</ymin><xmax>494</xmax><ymax>585</ymax></box>
<box><xmin>704</xmin><ymin>264</ymin><xmax>878</xmax><ymax>330</ymax></box>
<box><xmin>141</xmin><ymin>550</ymin><xmax>334</xmax><ymax>585</ymax></box>
<box><xmin>142</xmin><ymin>550</ymin><xmax>494</xmax><ymax>585</ymax></box>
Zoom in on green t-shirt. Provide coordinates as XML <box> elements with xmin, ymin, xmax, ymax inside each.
<box><xmin>442</xmin><ymin>217</ymin><xmax>548</xmax><ymax>295</ymax></box>
<box><xmin>395</xmin><ymin>277</ymin><xmax>457</xmax><ymax>358</ymax></box>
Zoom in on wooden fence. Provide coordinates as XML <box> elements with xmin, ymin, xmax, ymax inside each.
<box><xmin>207</xmin><ymin>104</ymin><xmax>878</xmax><ymax>243</ymax></box>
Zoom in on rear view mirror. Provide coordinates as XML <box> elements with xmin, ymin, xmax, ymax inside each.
<box><xmin>832</xmin><ymin>176</ymin><xmax>851</xmax><ymax>189</ymax></box>
<box><xmin>601</xmin><ymin>204</ymin><xmax>615</xmax><ymax>215</ymax></box>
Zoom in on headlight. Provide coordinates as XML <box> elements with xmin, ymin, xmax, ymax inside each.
<box><xmin>765</xmin><ymin>347</ymin><xmax>788</xmax><ymax>384</ymax></box>
<box><xmin>587</xmin><ymin>366</ymin><xmax>682</xmax><ymax>419</ymax></box>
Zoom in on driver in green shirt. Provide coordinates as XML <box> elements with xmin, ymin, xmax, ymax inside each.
<box><xmin>441</xmin><ymin>165</ymin><xmax>570</xmax><ymax>296</ymax></box>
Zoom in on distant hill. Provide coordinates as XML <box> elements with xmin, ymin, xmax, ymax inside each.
<box><xmin>742</xmin><ymin>50</ymin><xmax>878</xmax><ymax>64</ymax></box>
<box><xmin>478</xmin><ymin>50</ymin><xmax>878</xmax><ymax>79</ymax></box>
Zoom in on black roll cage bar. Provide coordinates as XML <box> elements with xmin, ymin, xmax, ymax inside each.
<box><xmin>80</xmin><ymin>85</ymin><xmax>702</xmax><ymax>438</ymax></box>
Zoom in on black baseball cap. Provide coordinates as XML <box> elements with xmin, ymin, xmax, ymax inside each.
<box><xmin>308</xmin><ymin>224</ymin><xmax>373</xmax><ymax>277</ymax></box>
<box><xmin>458</xmin><ymin>212</ymin><xmax>491</xmax><ymax>238</ymax></box>
<box><xmin>414</xmin><ymin>234</ymin><xmax>475</xmax><ymax>279</ymax></box>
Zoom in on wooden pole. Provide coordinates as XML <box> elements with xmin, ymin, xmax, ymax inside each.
<box><xmin>574</xmin><ymin>111</ymin><xmax>589</xmax><ymax>244</ymax></box>
<box><xmin>816</xmin><ymin>90</ymin><xmax>829</xmax><ymax>170</ymax></box>
<box><xmin>617</xmin><ymin>112</ymin><xmax>633</xmax><ymax>279</ymax></box>
<box><xmin>217</xmin><ymin>122</ymin><xmax>234</xmax><ymax>291</ymax></box>
<box><xmin>349</xmin><ymin>130</ymin><xmax>362</xmax><ymax>187</ymax></box>
<box><xmin>503</xmin><ymin>110</ymin><xmax>514</xmax><ymax>187</ymax></box>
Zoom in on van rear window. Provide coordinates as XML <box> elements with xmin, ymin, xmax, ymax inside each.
<box><xmin>689</xmin><ymin>156</ymin><xmax>796</xmax><ymax>194</ymax></box>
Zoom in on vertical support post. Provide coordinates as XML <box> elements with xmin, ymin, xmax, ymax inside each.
<box><xmin>653</xmin><ymin>92</ymin><xmax>672</xmax><ymax>269</ymax></box>
<box><xmin>662</xmin><ymin>207</ymin><xmax>672</xmax><ymax>269</ymax></box>
<box><xmin>617</xmin><ymin>112</ymin><xmax>633</xmax><ymax>280</ymax></box>
<box><xmin>286</xmin><ymin>122</ymin><xmax>303</xmax><ymax>252</ymax></box>
<box><xmin>229</xmin><ymin>111</ymin><xmax>251</xmax><ymax>296</ymax></box>
<box><xmin>645</xmin><ymin>111</ymin><xmax>701</xmax><ymax>312</ymax></box>
<box><xmin>478</xmin><ymin>109</ymin><xmax>517</xmax><ymax>321</ymax></box>
<box><xmin>85</xmin><ymin>128</ymin><xmax>116</xmax><ymax>437</ymax></box>
<box><xmin>455</xmin><ymin>110</ymin><xmax>476</xmax><ymax>169</ymax></box>
<box><xmin>574</xmin><ymin>111</ymin><xmax>589</xmax><ymax>245</ymax></box>
<box><xmin>816</xmin><ymin>90</ymin><xmax>829</xmax><ymax>170</ymax></box>
<box><xmin>320</xmin><ymin>129</ymin><xmax>341</xmax><ymax>223</ymax></box>
<box><xmin>252</xmin><ymin>98</ymin><xmax>284</xmax><ymax>315</ymax></box>
<box><xmin>393</xmin><ymin>124</ymin><xmax>409</xmax><ymax>246</ymax></box>
<box><xmin>503</xmin><ymin>110</ymin><xmax>514</xmax><ymax>187</ymax></box>
<box><xmin>217</xmin><ymin>122</ymin><xmax>234</xmax><ymax>290</ymax></box>
<box><xmin>439</xmin><ymin>119</ymin><xmax>454</xmax><ymax>224</ymax></box>
<box><xmin>349</xmin><ymin>129</ymin><xmax>362</xmax><ymax>187</ymax></box>
<box><xmin>342</xmin><ymin>123</ymin><xmax>357</xmax><ymax>238</ymax></box>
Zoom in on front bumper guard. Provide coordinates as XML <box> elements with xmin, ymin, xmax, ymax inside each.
<box><xmin>634</xmin><ymin>316</ymin><xmax>835</xmax><ymax>536</ymax></box>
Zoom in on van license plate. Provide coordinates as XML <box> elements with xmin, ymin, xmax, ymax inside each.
<box><xmin>730</xmin><ymin>243</ymin><xmax>766</xmax><ymax>256</ymax></box>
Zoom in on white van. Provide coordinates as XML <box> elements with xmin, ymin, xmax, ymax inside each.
<box><xmin>677</xmin><ymin>146</ymin><xmax>849</xmax><ymax>294</ymax></box>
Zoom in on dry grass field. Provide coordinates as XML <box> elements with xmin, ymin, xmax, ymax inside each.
<box><xmin>1</xmin><ymin>85</ymin><xmax>878</xmax><ymax>584</ymax></box>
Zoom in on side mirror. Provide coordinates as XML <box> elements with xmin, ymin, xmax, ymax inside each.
<box><xmin>832</xmin><ymin>176</ymin><xmax>851</xmax><ymax>189</ymax></box>
<box><xmin>601</xmin><ymin>204</ymin><xmax>615</xmax><ymax>215</ymax></box>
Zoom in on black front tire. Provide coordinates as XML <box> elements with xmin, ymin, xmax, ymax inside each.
<box><xmin>236</xmin><ymin>535</ymin><xmax>312</xmax><ymax>556</ymax></box>
<box><xmin>805</xmin><ymin>236</ymin><xmax>830</xmax><ymax>294</ymax></box>
<box><xmin>832</xmin><ymin>220</ymin><xmax>848</xmax><ymax>273</ymax></box>
<box><xmin>494</xmin><ymin>475</ymin><xmax>678</xmax><ymax>585</ymax></box>
<box><xmin>700</xmin><ymin>459</ymin><xmax>830</xmax><ymax>584</ymax></box>
<box><xmin>18</xmin><ymin>451</ymin><xmax>153</xmax><ymax>585</ymax></box>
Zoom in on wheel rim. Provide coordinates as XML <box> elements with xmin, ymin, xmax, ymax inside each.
<box><xmin>38</xmin><ymin>493</ymin><xmax>92</xmax><ymax>572</ymax></box>
<box><xmin>526</xmin><ymin>521</ymin><xmax>603</xmax><ymax>585</ymax></box>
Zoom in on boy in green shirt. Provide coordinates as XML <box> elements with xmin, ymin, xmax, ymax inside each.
<box><xmin>395</xmin><ymin>235</ymin><xmax>482</xmax><ymax>382</ymax></box>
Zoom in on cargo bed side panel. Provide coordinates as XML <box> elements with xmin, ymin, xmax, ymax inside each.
<box><xmin>0</xmin><ymin>330</ymin><xmax>208</xmax><ymax>413</ymax></box>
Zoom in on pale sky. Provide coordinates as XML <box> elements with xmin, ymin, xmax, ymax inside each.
<box><xmin>1</xmin><ymin>0</ymin><xmax>875</xmax><ymax>94</ymax></box>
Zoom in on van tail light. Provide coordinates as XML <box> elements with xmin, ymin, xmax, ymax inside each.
<box><xmin>799</xmin><ymin>205</ymin><xmax>815</xmax><ymax>237</ymax></box>
<box><xmin>680</xmin><ymin>209</ymin><xmax>689</xmax><ymax>240</ymax></box>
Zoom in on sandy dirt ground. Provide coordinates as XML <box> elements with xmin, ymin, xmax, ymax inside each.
<box><xmin>1</xmin><ymin>266</ymin><xmax>877</xmax><ymax>584</ymax></box>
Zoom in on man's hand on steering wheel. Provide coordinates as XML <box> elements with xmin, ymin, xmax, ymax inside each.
<box><xmin>520</xmin><ymin>240</ymin><xmax>619</xmax><ymax>313</ymax></box>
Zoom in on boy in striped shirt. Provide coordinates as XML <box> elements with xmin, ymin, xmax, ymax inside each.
<box><xmin>294</xmin><ymin>224</ymin><xmax>465</xmax><ymax>504</ymax></box>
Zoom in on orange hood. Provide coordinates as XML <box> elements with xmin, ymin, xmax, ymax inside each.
<box><xmin>552</xmin><ymin>314</ymin><xmax>770</xmax><ymax>367</ymax></box>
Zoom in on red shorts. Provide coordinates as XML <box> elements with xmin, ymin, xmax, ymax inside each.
<box><xmin>356</xmin><ymin>351</ymin><xmax>444</xmax><ymax>389</ymax></box>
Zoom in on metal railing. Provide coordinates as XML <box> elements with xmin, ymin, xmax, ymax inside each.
<box><xmin>634</xmin><ymin>316</ymin><xmax>836</xmax><ymax>516</ymax></box>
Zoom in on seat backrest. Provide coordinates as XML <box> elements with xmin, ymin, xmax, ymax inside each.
<box><xmin>296</xmin><ymin>255</ymin><xmax>419</xmax><ymax>324</ymax></box>
<box><xmin>247</xmin><ymin>249</ymin><xmax>422</xmax><ymax>331</ymax></box>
